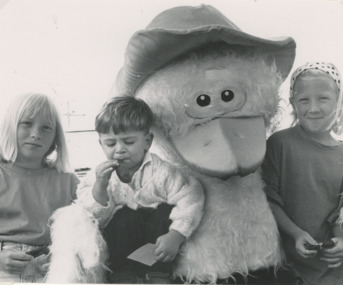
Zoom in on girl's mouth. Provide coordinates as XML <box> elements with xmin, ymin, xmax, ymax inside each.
<box><xmin>25</xmin><ymin>142</ymin><xmax>42</xmax><ymax>148</ymax></box>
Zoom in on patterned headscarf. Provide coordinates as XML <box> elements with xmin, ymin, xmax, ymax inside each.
<box><xmin>290</xmin><ymin>62</ymin><xmax>341</xmax><ymax>96</ymax></box>
<box><xmin>289</xmin><ymin>62</ymin><xmax>343</xmax><ymax>135</ymax></box>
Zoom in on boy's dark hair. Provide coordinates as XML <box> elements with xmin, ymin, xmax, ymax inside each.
<box><xmin>95</xmin><ymin>95</ymin><xmax>154</xmax><ymax>134</ymax></box>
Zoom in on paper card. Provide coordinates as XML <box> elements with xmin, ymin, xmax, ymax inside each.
<box><xmin>127</xmin><ymin>243</ymin><xmax>158</xmax><ymax>266</ymax></box>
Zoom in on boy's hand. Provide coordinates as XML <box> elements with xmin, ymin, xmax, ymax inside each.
<box><xmin>0</xmin><ymin>250</ymin><xmax>32</xmax><ymax>274</ymax></box>
<box><xmin>295</xmin><ymin>231</ymin><xmax>319</xmax><ymax>258</ymax></box>
<box><xmin>154</xmin><ymin>230</ymin><xmax>185</xmax><ymax>263</ymax></box>
<box><xmin>95</xmin><ymin>160</ymin><xmax>119</xmax><ymax>187</ymax></box>
<box><xmin>321</xmin><ymin>238</ymin><xmax>343</xmax><ymax>268</ymax></box>
<box><xmin>93</xmin><ymin>160</ymin><xmax>119</xmax><ymax>205</ymax></box>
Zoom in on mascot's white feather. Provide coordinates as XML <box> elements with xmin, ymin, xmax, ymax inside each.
<box><xmin>45</xmin><ymin>203</ymin><xmax>107</xmax><ymax>283</ymax></box>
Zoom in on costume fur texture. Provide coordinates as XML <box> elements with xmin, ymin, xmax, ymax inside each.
<box><xmin>47</xmin><ymin>6</ymin><xmax>292</xmax><ymax>283</ymax></box>
<box><xmin>133</xmin><ymin>50</ymin><xmax>283</xmax><ymax>283</ymax></box>
<box><xmin>45</xmin><ymin>203</ymin><xmax>108</xmax><ymax>283</ymax></box>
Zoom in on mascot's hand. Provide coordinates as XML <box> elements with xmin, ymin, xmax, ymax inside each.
<box><xmin>321</xmin><ymin>238</ymin><xmax>343</xmax><ymax>268</ymax></box>
<box><xmin>34</xmin><ymin>254</ymin><xmax>50</xmax><ymax>275</ymax></box>
<box><xmin>155</xmin><ymin>230</ymin><xmax>185</xmax><ymax>263</ymax></box>
<box><xmin>0</xmin><ymin>250</ymin><xmax>32</xmax><ymax>274</ymax></box>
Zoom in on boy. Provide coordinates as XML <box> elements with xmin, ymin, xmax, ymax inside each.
<box><xmin>77</xmin><ymin>96</ymin><xmax>204</xmax><ymax>283</ymax></box>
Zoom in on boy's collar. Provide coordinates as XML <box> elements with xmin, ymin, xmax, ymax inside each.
<box><xmin>137</xmin><ymin>151</ymin><xmax>153</xmax><ymax>171</ymax></box>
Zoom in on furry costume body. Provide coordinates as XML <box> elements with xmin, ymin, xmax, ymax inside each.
<box><xmin>47</xmin><ymin>5</ymin><xmax>296</xmax><ymax>283</ymax></box>
<box><xmin>171</xmin><ymin>167</ymin><xmax>280</xmax><ymax>282</ymax></box>
<box><xmin>132</xmin><ymin>53</ymin><xmax>283</xmax><ymax>283</ymax></box>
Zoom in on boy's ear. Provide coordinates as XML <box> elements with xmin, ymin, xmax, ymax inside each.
<box><xmin>145</xmin><ymin>132</ymin><xmax>154</xmax><ymax>151</ymax></box>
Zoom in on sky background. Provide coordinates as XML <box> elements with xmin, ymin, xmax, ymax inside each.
<box><xmin>0</xmin><ymin>0</ymin><xmax>343</xmax><ymax>167</ymax></box>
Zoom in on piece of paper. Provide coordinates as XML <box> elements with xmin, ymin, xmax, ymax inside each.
<box><xmin>127</xmin><ymin>243</ymin><xmax>158</xmax><ymax>266</ymax></box>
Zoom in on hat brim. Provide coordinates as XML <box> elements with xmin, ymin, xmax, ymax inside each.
<box><xmin>117</xmin><ymin>26</ymin><xmax>296</xmax><ymax>94</ymax></box>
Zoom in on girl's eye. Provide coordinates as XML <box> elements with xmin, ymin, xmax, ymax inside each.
<box><xmin>21</xmin><ymin>121</ymin><xmax>32</xmax><ymax>126</ymax></box>
<box><xmin>43</xmin><ymin>126</ymin><xmax>53</xmax><ymax>132</ymax></box>
<box><xmin>298</xmin><ymin>99</ymin><xmax>308</xmax><ymax>104</ymax></box>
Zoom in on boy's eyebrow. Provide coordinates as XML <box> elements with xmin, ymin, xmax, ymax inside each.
<box><xmin>103</xmin><ymin>138</ymin><xmax>116</xmax><ymax>142</ymax></box>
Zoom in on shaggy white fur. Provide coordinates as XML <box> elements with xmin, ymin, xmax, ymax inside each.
<box><xmin>134</xmin><ymin>48</ymin><xmax>283</xmax><ymax>283</ymax></box>
<box><xmin>45</xmin><ymin>203</ymin><xmax>108</xmax><ymax>283</ymax></box>
<box><xmin>45</xmin><ymin>42</ymin><xmax>286</xmax><ymax>284</ymax></box>
<box><xmin>172</xmin><ymin>172</ymin><xmax>281</xmax><ymax>283</ymax></box>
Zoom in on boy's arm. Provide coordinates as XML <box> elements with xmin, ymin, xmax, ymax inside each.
<box><xmin>76</xmin><ymin>166</ymin><xmax>119</xmax><ymax>227</ymax></box>
<box><xmin>162</xmin><ymin>166</ymin><xmax>205</xmax><ymax>239</ymax></box>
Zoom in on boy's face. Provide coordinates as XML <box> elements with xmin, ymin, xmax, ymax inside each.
<box><xmin>291</xmin><ymin>73</ymin><xmax>339</xmax><ymax>135</ymax></box>
<box><xmin>99</xmin><ymin>129</ymin><xmax>153</xmax><ymax>172</ymax></box>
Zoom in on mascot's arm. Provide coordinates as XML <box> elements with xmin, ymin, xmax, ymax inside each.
<box><xmin>157</xmin><ymin>160</ymin><xmax>205</xmax><ymax>239</ymax></box>
<box><xmin>76</xmin><ymin>170</ymin><xmax>120</xmax><ymax>228</ymax></box>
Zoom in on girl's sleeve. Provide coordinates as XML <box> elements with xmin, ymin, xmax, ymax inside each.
<box><xmin>159</xmin><ymin>163</ymin><xmax>205</xmax><ymax>239</ymax></box>
<box><xmin>76</xmin><ymin>170</ymin><xmax>118</xmax><ymax>228</ymax></box>
<box><xmin>70</xmin><ymin>173</ymin><xmax>80</xmax><ymax>201</ymax></box>
<box><xmin>261</xmin><ymin>136</ymin><xmax>284</xmax><ymax>208</ymax></box>
<box><xmin>327</xmin><ymin>177</ymin><xmax>343</xmax><ymax>226</ymax></box>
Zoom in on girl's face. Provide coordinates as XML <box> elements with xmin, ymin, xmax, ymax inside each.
<box><xmin>99</xmin><ymin>129</ymin><xmax>152</xmax><ymax>173</ymax></box>
<box><xmin>291</xmin><ymin>73</ymin><xmax>339</xmax><ymax>136</ymax></box>
<box><xmin>16</xmin><ymin>110</ymin><xmax>56</xmax><ymax>168</ymax></box>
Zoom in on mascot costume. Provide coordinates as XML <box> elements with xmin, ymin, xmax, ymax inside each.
<box><xmin>46</xmin><ymin>4</ymin><xmax>296</xmax><ymax>283</ymax></box>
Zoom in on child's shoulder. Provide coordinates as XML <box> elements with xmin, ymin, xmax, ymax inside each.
<box><xmin>149</xmin><ymin>152</ymin><xmax>176</xmax><ymax>168</ymax></box>
<box><xmin>46</xmin><ymin>167</ymin><xmax>79</xmax><ymax>181</ymax></box>
<box><xmin>268</xmin><ymin>126</ymin><xmax>299</xmax><ymax>143</ymax></box>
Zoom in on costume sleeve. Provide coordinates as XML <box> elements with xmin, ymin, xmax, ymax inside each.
<box><xmin>76</xmin><ymin>170</ymin><xmax>118</xmax><ymax>228</ymax></box>
<box><xmin>261</xmin><ymin>135</ymin><xmax>284</xmax><ymax>208</ymax></box>
<box><xmin>158</xmin><ymin>162</ymin><xmax>205</xmax><ymax>239</ymax></box>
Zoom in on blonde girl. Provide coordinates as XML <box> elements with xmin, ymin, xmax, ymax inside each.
<box><xmin>0</xmin><ymin>92</ymin><xmax>79</xmax><ymax>282</ymax></box>
<box><xmin>262</xmin><ymin>62</ymin><xmax>343</xmax><ymax>285</ymax></box>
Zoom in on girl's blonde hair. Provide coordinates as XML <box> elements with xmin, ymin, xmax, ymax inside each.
<box><xmin>0</xmin><ymin>92</ymin><xmax>71</xmax><ymax>172</ymax></box>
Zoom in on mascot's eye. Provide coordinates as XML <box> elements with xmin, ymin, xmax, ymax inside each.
<box><xmin>221</xmin><ymin>90</ymin><xmax>234</xmax><ymax>102</ymax></box>
<box><xmin>196</xmin><ymin>94</ymin><xmax>211</xmax><ymax>107</ymax></box>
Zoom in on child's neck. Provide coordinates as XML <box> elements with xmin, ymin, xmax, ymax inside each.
<box><xmin>14</xmin><ymin>159</ymin><xmax>44</xmax><ymax>170</ymax></box>
<box><xmin>300</xmin><ymin>126</ymin><xmax>341</xmax><ymax>146</ymax></box>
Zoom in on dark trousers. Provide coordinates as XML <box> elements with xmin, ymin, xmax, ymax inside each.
<box><xmin>103</xmin><ymin>204</ymin><xmax>173</xmax><ymax>277</ymax></box>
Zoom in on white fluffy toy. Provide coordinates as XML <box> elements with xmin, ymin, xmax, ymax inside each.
<box><xmin>45</xmin><ymin>203</ymin><xmax>108</xmax><ymax>283</ymax></box>
<box><xmin>47</xmin><ymin>4</ymin><xmax>296</xmax><ymax>284</ymax></box>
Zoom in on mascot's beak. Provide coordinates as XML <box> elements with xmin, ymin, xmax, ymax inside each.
<box><xmin>171</xmin><ymin>117</ymin><xmax>266</xmax><ymax>179</ymax></box>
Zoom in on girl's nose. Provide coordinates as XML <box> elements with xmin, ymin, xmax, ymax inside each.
<box><xmin>308</xmin><ymin>100</ymin><xmax>320</xmax><ymax>112</ymax></box>
<box><xmin>30</xmin><ymin>127</ymin><xmax>41</xmax><ymax>139</ymax></box>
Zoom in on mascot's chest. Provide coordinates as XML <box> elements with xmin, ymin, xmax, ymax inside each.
<box><xmin>197</xmin><ymin>171</ymin><xmax>272</xmax><ymax>227</ymax></box>
<box><xmin>173</xmin><ymin>171</ymin><xmax>281</xmax><ymax>282</ymax></box>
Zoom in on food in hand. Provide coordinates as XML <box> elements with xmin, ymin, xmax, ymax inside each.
<box><xmin>321</xmin><ymin>240</ymin><xmax>335</xmax><ymax>249</ymax></box>
<box><xmin>304</xmin><ymin>243</ymin><xmax>320</xmax><ymax>251</ymax></box>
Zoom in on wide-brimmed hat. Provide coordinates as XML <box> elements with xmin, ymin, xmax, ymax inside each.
<box><xmin>116</xmin><ymin>4</ymin><xmax>296</xmax><ymax>94</ymax></box>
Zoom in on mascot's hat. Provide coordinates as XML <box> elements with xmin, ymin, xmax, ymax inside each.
<box><xmin>116</xmin><ymin>4</ymin><xmax>296</xmax><ymax>94</ymax></box>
